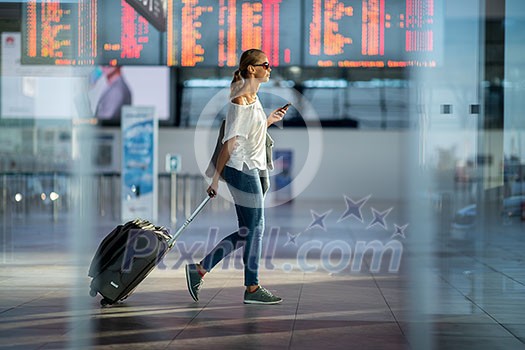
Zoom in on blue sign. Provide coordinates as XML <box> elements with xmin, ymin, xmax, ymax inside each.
<box><xmin>165</xmin><ymin>154</ymin><xmax>182</xmax><ymax>173</ymax></box>
<box><xmin>121</xmin><ymin>106</ymin><xmax>157</xmax><ymax>221</ymax></box>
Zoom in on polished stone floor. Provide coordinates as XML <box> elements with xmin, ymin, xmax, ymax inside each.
<box><xmin>1</xmin><ymin>198</ymin><xmax>524</xmax><ymax>349</ymax></box>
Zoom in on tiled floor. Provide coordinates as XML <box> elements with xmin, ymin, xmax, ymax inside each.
<box><xmin>1</xmin><ymin>198</ymin><xmax>524</xmax><ymax>349</ymax></box>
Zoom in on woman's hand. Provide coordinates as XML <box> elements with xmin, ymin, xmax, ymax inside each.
<box><xmin>207</xmin><ymin>178</ymin><xmax>219</xmax><ymax>198</ymax></box>
<box><xmin>267</xmin><ymin>106</ymin><xmax>288</xmax><ymax>126</ymax></box>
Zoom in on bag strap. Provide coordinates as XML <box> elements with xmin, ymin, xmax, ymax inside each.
<box><xmin>205</xmin><ymin>120</ymin><xmax>226</xmax><ymax>178</ymax></box>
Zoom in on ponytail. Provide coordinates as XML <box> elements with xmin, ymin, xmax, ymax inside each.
<box><xmin>230</xmin><ymin>69</ymin><xmax>245</xmax><ymax>98</ymax></box>
<box><xmin>231</xmin><ymin>69</ymin><xmax>243</xmax><ymax>84</ymax></box>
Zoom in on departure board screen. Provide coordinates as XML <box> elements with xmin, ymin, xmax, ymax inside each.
<box><xmin>22</xmin><ymin>0</ymin><xmax>164</xmax><ymax>65</ymax></box>
<box><xmin>125</xmin><ymin>0</ymin><xmax>167</xmax><ymax>32</ymax></box>
<box><xmin>167</xmin><ymin>0</ymin><xmax>301</xmax><ymax>67</ymax></box>
<box><xmin>304</xmin><ymin>0</ymin><xmax>441</xmax><ymax>67</ymax></box>
<box><xmin>97</xmin><ymin>0</ymin><xmax>163</xmax><ymax>65</ymax></box>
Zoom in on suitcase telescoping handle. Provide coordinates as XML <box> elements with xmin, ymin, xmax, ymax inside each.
<box><xmin>168</xmin><ymin>195</ymin><xmax>212</xmax><ymax>247</ymax></box>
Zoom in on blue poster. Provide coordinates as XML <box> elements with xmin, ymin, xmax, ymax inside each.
<box><xmin>272</xmin><ymin>149</ymin><xmax>293</xmax><ymax>204</ymax></box>
<box><xmin>121</xmin><ymin>106</ymin><xmax>157</xmax><ymax>221</ymax></box>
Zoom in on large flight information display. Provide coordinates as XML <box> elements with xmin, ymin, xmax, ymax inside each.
<box><xmin>168</xmin><ymin>0</ymin><xmax>440</xmax><ymax>68</ymax></box>
<box><xmin>304</xmin><ymin>0</ymin><xmax>440</xmax><ymax>67</ymax></box>
<box><xmin>22</xmin><ymin>0</ymin><xmax>440</xmax><ymax>68</ymax></box>
<box><xmin>22</xmin><ymin>0</ymin><xmax>164</xmax><ymax>65</ymax></box>
<box><xmin>167</xmin><ymin>0</ymin><xmax>301</xmax><ymax>67</ymax></box>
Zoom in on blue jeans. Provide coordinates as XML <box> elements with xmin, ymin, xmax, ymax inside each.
<box><xmin>200</xmin><ymin>165</ymin><xmax>265</xmax><ymax>286</ymax></box>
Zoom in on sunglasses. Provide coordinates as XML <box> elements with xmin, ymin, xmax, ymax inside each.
<box><xmin>252</xmin><ymin>62</ymin><xmax>271</xmax><ymax>70</ymax></box>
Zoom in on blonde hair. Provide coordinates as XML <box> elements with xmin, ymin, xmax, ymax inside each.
<box><xmin>230</xmin><ymin>49</ymin><xmax>265</xmax><ymax>98</ymax></box>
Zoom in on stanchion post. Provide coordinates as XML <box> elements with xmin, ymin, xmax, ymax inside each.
<box><xmin>184</xmin><ymin>175</ymin><xmax>191</xmax><ymax>219</ymax></box>
<box><xmin>1</xmin><ymin>174</ymin><xmax>6</xmax><ymax>217</ymax></box>
<box><xmin>2</xmin><ymin>174</ymin><xmax>8</xmax><ymax>263</ymax></box>
<box><xmin>171</xmin><ymin>172</ymin><xmax>177</xmax><ymax>227</ymax></box>
<box><xmin>52</xmin><ymin>172</ymin><xmax>58</xmax><ymax>222</ymax></box>
<box><xmin>165</xmin><ymin>154</ymin><xmax>182</xmax><ymax>227</ymax></box>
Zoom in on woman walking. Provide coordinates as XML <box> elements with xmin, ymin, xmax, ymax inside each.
<box><xmin>185</xmin><ymin>49</ymin><xmax>289</xmax><ymax>305</ymax></box>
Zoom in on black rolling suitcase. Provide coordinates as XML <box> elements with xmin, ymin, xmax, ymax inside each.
<box><xmin>88</xmin><ymin>196</ymin><xmax>211</xmax><ymax>306</ymax></box>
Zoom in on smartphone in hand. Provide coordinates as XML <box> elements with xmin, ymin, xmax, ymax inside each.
<box><xmin>275</xmin><ymin>103</ymin><xmax>291</xmax><ymax>129</ymax></box>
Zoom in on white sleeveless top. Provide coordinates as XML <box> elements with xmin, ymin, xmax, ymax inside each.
<box><xmin>222</xmin><ymin>96</ymin><xmax>267</xmax><ymax>171</ymax></box>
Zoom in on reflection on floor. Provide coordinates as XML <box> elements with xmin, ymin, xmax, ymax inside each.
<box><xmin>0</xmin><ymin>199</ymin><xmax>524</xmax><ymax>349</ymax></box>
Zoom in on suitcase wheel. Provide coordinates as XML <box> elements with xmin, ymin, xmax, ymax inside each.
<box><xmin>89</xmin><ymin>288</ymin><xmax>97</xmax><ymax>297</ymax></box>
<box><xmin>100</xmin><ymin>298</ymin><xmax>111</xmax><ymax>307</ymax></box>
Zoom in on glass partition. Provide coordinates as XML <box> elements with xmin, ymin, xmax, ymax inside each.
<box><xmin>406</xmin><ymin>0</ymin><xmax>484</xmax><ymax>348</ymax></box>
